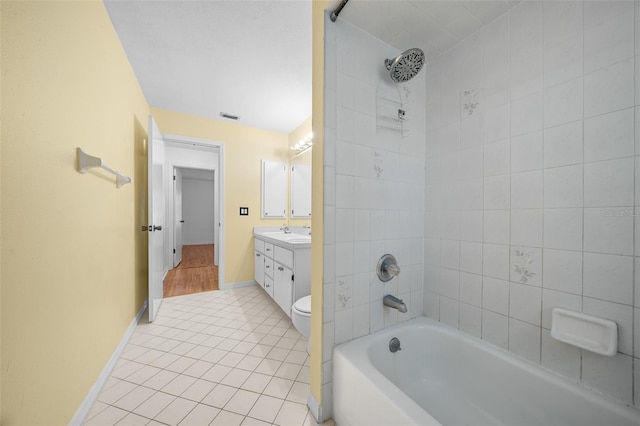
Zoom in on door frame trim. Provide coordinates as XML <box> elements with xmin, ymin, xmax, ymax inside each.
<box><xmin>163</xmin><ymin>134</ymin><xmax>225</xmax><ymax>288</ymax></box>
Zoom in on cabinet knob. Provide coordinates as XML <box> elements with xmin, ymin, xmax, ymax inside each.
<box><xmin>256</xmin><ymin>253</ymin><xmax>261</xmax><ymax>257</ymax></box>
<box><xmin>278</xmin><ymin>266</ymin><xmax>284</xmax><ymax>271</ymax></box>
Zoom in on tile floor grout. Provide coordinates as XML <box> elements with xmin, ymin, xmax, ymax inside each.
<box><xmin>83</xmin><ymin>286</ymin><xmax>333</xmax><ymax>426</ymax></box>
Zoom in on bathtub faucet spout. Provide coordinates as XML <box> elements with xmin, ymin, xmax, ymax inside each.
<box><xmin>383</xmin><ymin>294</ymin><xmax>407</xmax><ymax>313</ymax></box>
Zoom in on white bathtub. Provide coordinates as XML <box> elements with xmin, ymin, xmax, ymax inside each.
<box><xmin>333</xmin><ymin>317</ymin><xmax>640</xmax><ymax>426</ymax></box>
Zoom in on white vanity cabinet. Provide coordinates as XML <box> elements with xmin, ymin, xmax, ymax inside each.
<box><xmin>254</xmin><ymin>231</ymin><xmax>311</xmax><ymax>317</ymax></box>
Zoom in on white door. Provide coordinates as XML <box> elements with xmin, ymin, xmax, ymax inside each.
<box><xmin>148</xmin><ymin>116</ymin><xmax>165</xmax><ymax>322</ymax></box>
<box><xmin>173</xmin><ymin>168</ymin><xmax>183</xmax><ymax>267</ymax></box>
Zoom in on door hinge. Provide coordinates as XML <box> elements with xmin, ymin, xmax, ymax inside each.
<box><xmin>173</xmin><ymin>249</ymin><xmax>176</xmax><ymax>254</ymax></box>
<box><xmin>291</xmin><ymin>274</ymin><xmax>294</xmax><ymax>282</ymax></box>
<box><xmin>173</xmin><ymin>175</ymin><xmax>176</xmax><ymax>181</ymax></box>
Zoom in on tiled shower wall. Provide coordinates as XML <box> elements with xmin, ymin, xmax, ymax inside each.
<box><xmin>322</xmin><ymin>15</ymin><xmax>426</xmax><ymax>416</ymax></box>
<box><xmin>423</xmin><ymin>1</ymin><xmax>640</xmax><ymax>407</ymax></box>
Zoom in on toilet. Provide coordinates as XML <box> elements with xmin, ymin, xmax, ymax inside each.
<box><xmin>291</xmin><ymin>295</ymin><xmax>311</xmax><ymax>354</ymax></box>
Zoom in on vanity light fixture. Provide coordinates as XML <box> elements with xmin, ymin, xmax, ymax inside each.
<box><xmin>291</xmin><ymin>132</ymin><xmax>313</xmax><ymax>153</ymax></box>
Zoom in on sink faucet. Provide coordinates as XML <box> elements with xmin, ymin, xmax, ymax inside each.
<box><xmin>383</xmin><ymin>295</ymin><xmax>407</xmax><ymax>313</ymax></box>
<box><xmin>280</xmin><ymin>224</ymin><xmax>291</xmax><ymax>234</ymax></box>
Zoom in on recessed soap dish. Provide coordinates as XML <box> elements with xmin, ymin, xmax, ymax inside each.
<box><xmin>550</xmin><ymin>308</ymin><xmax>618</xmax><ymax>356</ymax></box>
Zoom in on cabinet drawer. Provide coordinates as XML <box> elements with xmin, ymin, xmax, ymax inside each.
<box><xmin>264</xmin><ymin>258</ymin><xmax>274</xmax><ymax>278</ymax></box>
<box><xmin>264</xmin><ymin>242</ymin><xmax>274</xmax><ymax>257</ymax></box>
<box><xmin>255</xmin><ymin>238</ymin><xmax>265</xmax><ymax>253</ymax></box>
<box><xmin>274</xmin><ymin>246</ymin><xmax>293</xmax><ymax>269</ymax></box>
<box><xmin>264</xmin><ymin>275</ymin><xmax>274</xmax><ymax>297</ymax></box>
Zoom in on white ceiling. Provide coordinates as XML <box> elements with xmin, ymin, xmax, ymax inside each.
<box><xmin>105</xmin><ymin>0</ymin><xmax>518</xmax><ymax>135</ymax></box>
<box><xmin>333</xmin><ymin>0</ymin><xmax>521</xmax><ymax>61</ymax></box>
<box><xmin>104</xmin><ymin>0</ymin><xmax>312</xmax><ymax>134</ymax></box>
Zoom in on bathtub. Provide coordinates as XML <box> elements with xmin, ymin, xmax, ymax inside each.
<box><xmin>333</xmin><ymin>317</ymin><xmax>640</xmax><ymax>426</ymax></box>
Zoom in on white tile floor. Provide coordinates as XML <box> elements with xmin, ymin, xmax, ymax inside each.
<box><xmin>84</xmin><ymin>286</ymin><xmax>333</xmax><ymax>426</ymax></box>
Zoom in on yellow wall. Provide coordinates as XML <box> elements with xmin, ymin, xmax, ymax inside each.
<box><xmin>310</xmin><ymin>0</ymin><xmax>329</xmax><ymax>407</ymax></box>
<box><xmin>150</xmin><ymin>108</ymin><xmax>291</xmax><ymax>285</ymax></box>
<box><xmin>1</xmin><ymin>1</ymin><xmax>149</xmax><ymax>424</ymax></box>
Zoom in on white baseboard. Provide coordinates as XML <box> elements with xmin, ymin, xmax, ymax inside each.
<box><xmin>69</xmin><ymin>300</ymin><xmax>148</xmax><ymax>425</ymax></box>
<box><xmin>219</xmin><ymin>280</ymin><xmax>258</xmax><ymax>291</ymax></box>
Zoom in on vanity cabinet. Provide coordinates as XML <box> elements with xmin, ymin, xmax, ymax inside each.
<box><xmin>254</xmin><ymin>232</ymin><xmax>311</xmax><ymax>317</ymax></box>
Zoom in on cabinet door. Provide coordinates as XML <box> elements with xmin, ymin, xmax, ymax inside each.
<box><xmin>254</xmin><ymin>250</ymin><xmax>264</xmax><ymax>287</ymax></box>
<box><xmin>274</xmin><ymin>263</ymin><xmax>293</xmax><ymax>316</ymax></box>
<box><xmin>290</xmin><ymin>164</ymin><xmax>312</xmax><ymax>218</ymax></box>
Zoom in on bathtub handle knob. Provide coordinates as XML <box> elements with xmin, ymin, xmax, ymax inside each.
<box><xmin>389</xmin><ymin>337</ymin><xmax>401</xmax><ymax>353</ymax></box>
<box><xmin>377</xmin><ymin>254</ymin><xmax>400</xmax><ymax>282</ymax></box>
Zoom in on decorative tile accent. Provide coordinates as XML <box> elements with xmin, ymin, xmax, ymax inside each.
<box><xmin>373</xmin><ymin>151</ymin><xmax>384</xmax><ymax>178</ymax></box>
<box><xmin>512</xmin><ymin>248</ymin><xmax>536</xmax><ymax>284</ymax></box>
<box><xmin>461</xmin><ymin>89</ymin><xmax>481</xmax><ymax>117</ymax></box>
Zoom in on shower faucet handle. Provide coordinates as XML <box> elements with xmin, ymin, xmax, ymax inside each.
<box><xmin>377</xmin><ymin>254</ymin><xmax>400</xmax><ymax>282</ymax></box>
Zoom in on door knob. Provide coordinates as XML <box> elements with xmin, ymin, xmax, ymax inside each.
<box><xmin>153</xmin><ymin>225</ymin><xmax>163</xmax><ymax>231</ymax></box>
<box><xmin>180</xmin><ymin>220</ymin><xmax>185</xmax><ymax>223</ymax></box>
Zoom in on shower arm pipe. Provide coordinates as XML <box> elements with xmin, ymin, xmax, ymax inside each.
<box><xmin>330</xmin><ymin>0</ymin><xmax>349</xmax><ymax>22</ymax></box>
<box><xmin>76</xmin><ymin>147</ymin><xmax>132</xmax><ymax>188</ymax></box>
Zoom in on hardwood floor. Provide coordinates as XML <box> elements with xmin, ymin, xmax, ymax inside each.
<box><xmin>163</xmin><ymin>244</ymin><xmax>218</xmax><ymax>297</ymax></box>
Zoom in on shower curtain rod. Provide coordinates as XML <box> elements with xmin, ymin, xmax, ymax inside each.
<box><xmin>330</xmin><ymin>0</ymin><xmax>349</xmax><ymax>22</ymax></box>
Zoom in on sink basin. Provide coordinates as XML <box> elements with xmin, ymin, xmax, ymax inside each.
<box><xmin>260</xmin><ymin>232</ymin><xmax>311</xmax><ymax>243</ymax></box>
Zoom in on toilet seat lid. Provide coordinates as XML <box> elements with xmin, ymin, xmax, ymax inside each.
<box><xmin>294</xmin><ymin>295</ymin><xmax>311</xmax><ymax>314</ymax></box>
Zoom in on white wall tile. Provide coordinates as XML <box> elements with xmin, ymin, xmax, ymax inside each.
<box><xmin>584</xmin><ymin>158</ymin><xmax>634</xmax><ymax>207</ymax></box>
<box><xmin>511</xmin><ymin>170</ymin><xmax>543</xmax><ymax>209</ymax></box>
<box><xmin>584</xmin><ymin>58</ymin><xmax>634</xmax><ymax>119</ymax></box>
<box><xmin>482</xmin><ymin>276</ymin><xmax>509</xmax><ymax>314</ymax></box>
<box><xmin>482</xmin><ymin>310</ymin><xmax>508</xmax><ymax>349</ymax></box>
<box><xmin>439</xmin><ymin>267</ymin><xmax>460</xmax><ymax>300</ymax></box>
<box><xmin>508</xmin><ymin>319</ymin><xmax>541</xmax><ymax>363</ymax></box>
<box><xmin>583</xmin><ymin>253</ymin><xmax>633</xmax><ymax>305</ymax></box>
<box><xmin>511</xmin><ymin>131</ymin><xmax>543</xmax><ymax>173</ymax></box>
<box><xmin>582</xmin><ymin>352</ymin><xmax>633</xmax><ymax>405</ymax></box>
<box><xmin>460</xmin><ymin>178</ymin><xmax>484</xmax><ymax>210</ymax></box>
<box><xmin>484</xmin><ymin>175</ymin><xmax>510</xmax><ymax>209</ymax></box>
<box><xmin>544</xmin><ymin>78</ymin><xmax>583</xmax><ymax>129</ymax></box>
<box><xmin>583</xmin><ymin>297</ymin><xmax>633</xmax><ymax>355</ymax></box>
<box><xmin>459</xmin><ymin>272</ymin><xmax>482</xmax><ymax>306</ymax></box>
<box><xmin>584</xmin><ymin>208</ymin><xmax>634</xmax><ymax>255</ymax></box>
<box><xmin>460</xmin><ymin>147</ymin><xmax>484</xmax><ymax>180</ymax></box>
<box><xmin>542</xmin><ymin>249</ymin><xmax>583</xmax><ymax>295</ymax></box>
<box><xmin>509</xmin><ymin>283</ymin><xmax>542</xmax><ymax>326</ymax></box>
<box><xmin>511</xmin><ymin>91</ymin><xmax>543</xmax><ymax>137</ymax></box>
<box><xmin>483</xmin><ymin>244</ymin><xmax>510</xmax><ymax>281</ymax></box>
<box><xmin>634</xmin><ymin>307</ymin><xmax>640</xmax><ymax>358</ymax></box>
<box><xmin>544</xmin><ymin>165</ymin><xmax>583</xmax><ymax>208</ymax></box>
<box><xmin>541</xmin><ymin>289</ymin><xmax>582</xmax><ymax>330</ymax></box>
<box><xmin>459</xmin><ymin>303</ymin><xmax>482</xmax><ymax>338</ymax></box>
<box><xmin>584</xmin><ymin>108</ymin><xmax>634</xmax><ymax>163</ymax></box>
<box><xmin>440</xmin><ymin>296</ymin><xmax>459</xmax><ymax>329</ymax></box>
<box><xmin>484</xmin><ymin>139</ymin><xmax>510</xmax><ymax>176</ymax></box>
<box><xmin>461</xmin><ymin>210</ymin><xmax>483</xmax><ymax>242</ymax></box>
<box><xmin>483</xmin><ymin>105</ymin><xmax>510</xmax><ymax>143</ymax></box>
<box><xmin>484</xmin><ymin>210</ymin><xmax>510</xmax><ymax>245</ymax></box>
<box><xmin>543</xmin><ymin>1</ymin><xmax>583</xmax><ymax>88</ymax></box>
<box><xmin>541</xmin><ymin>330</ymin><xmax>581</xmax><ymax>381</ymax></box>
<box><xmin>460</xmin><ymin>242</ymin><xmax>483</xmax><ymax>275</ymax></box>
<box><xmin>543</xmin><ymin>121</ymin><xmax>583</xmax><ymax>169</ymax></box>
<box><xmin>441</xmin><ymin>240</ymin><xmax>460</xmax><ymax>269</ymax></box>
<box><xmin>511</xmin><ymin>210</ymin><xmax>543</xmax><ymax>248</ymax></box>
<box><xmin>583</xmin><ymin>0</ymin><xmax>634</xmax><ymax>74</ymax></box>
<box><xmin>543</xmin><ymin>208</ymin><xmax>583</xmax><ymax>251</ymax></box>
<box><xmin>460</xmin><ymin>113</ymin><xmax>483</xmax><ymax>149</ymax></box>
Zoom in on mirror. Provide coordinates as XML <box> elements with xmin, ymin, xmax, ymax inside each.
<box><xmin>261</xmin><ymin>160</ymin><xmax>287</xmax><ymax>218</ymax></box>
<box><xmin>290</xmin><ymin>162</ymin><xmax>311</xmax><ymax>218</ymax></box>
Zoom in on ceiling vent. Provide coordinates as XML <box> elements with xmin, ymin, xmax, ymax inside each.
<box><xmin>219</xmin><ymin>112</ymin><xmax>239</xmax><ymax>121</ymax></box>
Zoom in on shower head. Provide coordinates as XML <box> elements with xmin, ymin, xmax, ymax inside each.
<box><xmin>385</xmin><ymin>48</ymin><xmax>425</xmax><ymax>83</ymax></box>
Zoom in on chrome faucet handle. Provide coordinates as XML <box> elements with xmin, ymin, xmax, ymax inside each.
<box><xmin>377</xmin><ymin>254</ymin><xmax>400</xmax><ymax>282</ymax></box>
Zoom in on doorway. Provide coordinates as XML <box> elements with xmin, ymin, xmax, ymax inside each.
<box><xmin>162</xmin><ymin>135</ymin><xmax>224</xmax><ymax>298</ymax></box>
<box><xmin>164</xmin><ymin>167</ymin><xmax>218</xmax><ymax>297</ymax></box>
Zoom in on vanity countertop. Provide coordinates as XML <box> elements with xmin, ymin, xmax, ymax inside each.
<box><xmin>254</xmin><ymin>227</ymin><xmax>311</xmax><ymax>249</ymax></box>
